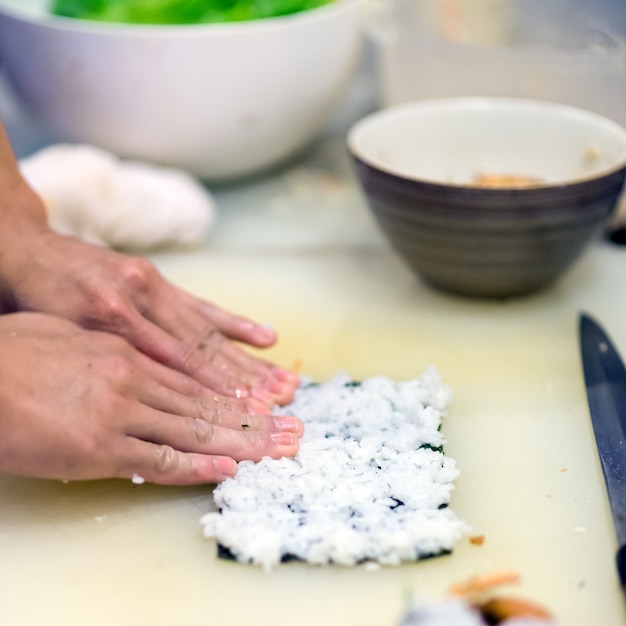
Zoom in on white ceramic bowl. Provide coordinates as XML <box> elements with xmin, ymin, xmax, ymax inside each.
<box><xmin>0</xmin><ymin>0</ymin><xmax>361</xmax><ymax>181</ymax></box>
<box><xmin>349</xmin><ymin>97</ymin><xmax>626</xmax><ymax>298</ymax></box>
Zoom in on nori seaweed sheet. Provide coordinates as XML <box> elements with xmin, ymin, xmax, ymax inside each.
<box><xmin>216</xmin><ymin>542</ymin><xmax>452</xmax><ymax>565</ymax></box>
<box><xmin>214</xmin><ymin>378</ymin><xmax>453</xmax><ymax>566</ymax></box>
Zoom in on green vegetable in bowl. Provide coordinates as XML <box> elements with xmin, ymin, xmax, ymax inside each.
<box><xmin>51</xmin><ymin>0</ymin><xmax>336</xmax><ymax>24</ymax></box>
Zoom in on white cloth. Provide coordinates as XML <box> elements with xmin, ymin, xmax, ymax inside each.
<box><xmin>19</xmin><ymin>144</ymin><xmax>216</xmax><ymax>251</ymax></box>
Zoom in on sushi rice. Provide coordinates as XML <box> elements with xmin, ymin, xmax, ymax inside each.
<box><xmin>200</xmin><ymin>366</ymin><xmax>470</xmax><ymax>571</ymax></box>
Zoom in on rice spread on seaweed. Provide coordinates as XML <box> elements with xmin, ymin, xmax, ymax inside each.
<box><xmin>200</xmin><ymin>367</ymin><xmax>469</xmax><ymax>570</ymax></box>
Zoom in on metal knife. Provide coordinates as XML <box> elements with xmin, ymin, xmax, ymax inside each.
<box><xmin>579</xmin><ymin>313</ymin><xmax>626</xmax><ymax>593</ymax></box>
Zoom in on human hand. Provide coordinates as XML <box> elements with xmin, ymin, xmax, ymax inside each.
<box><xmin>1</xmin><ymin>229</ymin><xmax>299</xmax><ymax>407</ymax></box>
<box><xmin>0</xmin><ymin>313</ymin><xmax>303</xmax><ymax>484</ymax></box>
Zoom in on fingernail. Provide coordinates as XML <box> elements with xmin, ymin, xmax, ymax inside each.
<box><xmin>273</xmin><ymin>367</ymin><xmax>299</xmax><ymax>384</ymax></box>
<box><xmin>264</xmin><ymin>378</ymin><xmax>290</xmax><ymax>395</ymax></box>
<box><xmin>256</xmin><ymin>325</ymin><xmax>276</xmax><ymax>342</ymax></box>
<box><xmin>213</xmin><ymin>457</ymin><xmax>237</xmax><ymax>477</ymax></box>
<box><xmin>270</xmin><ymin>432</ymin><xmax>296</xmax><ymax>445</ymax></box>
<box><xmin>273</xmin><ymin>416</ymin><xmax>303</xmax><ymax>434</ymax></box>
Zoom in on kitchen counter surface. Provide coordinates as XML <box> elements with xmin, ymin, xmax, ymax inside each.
<box><xmin>1</xmin><ymin>72</ymin><xmax>626</xmax><ymax>626</ymax></box>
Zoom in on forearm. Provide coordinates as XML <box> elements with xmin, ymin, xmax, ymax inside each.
<box><xmin>0</xmin><ymin>117</ymin><xmax>52</xmax><ymax>309</ymax></box>
<box><xmin>0</xmin><ymin>118</ymin><xmax>48</xmax><ymax>226</ymax></box>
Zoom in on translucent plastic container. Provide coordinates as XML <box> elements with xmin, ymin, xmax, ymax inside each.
<box><xmin>369</xmin><ymin>0</ymin><xmax>626</xmax><ymax>127</ymax></box>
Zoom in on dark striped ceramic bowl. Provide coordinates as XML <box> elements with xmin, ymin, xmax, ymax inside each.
<box><xmin>348</xmin><ymin>98</ymin><xmax>626</xmax><ymax>298</ymax></box>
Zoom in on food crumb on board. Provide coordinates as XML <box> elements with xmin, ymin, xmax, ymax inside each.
<box><xmin>469</xmin><ymin>534</ymin><xmax>485</xmax><ymax>546</ymax></box>
<box><xmin>201</xmin><ymin>367</ymin><xmax>470</xmax><ymax>571</ymax></box>
<box><xmin>131</xmin><ymin>474</ymin><xmax>145</xmax><ymax>485</ymax></box>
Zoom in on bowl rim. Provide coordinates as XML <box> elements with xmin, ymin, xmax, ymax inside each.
<box><xmin>348</xmin><ymin>96</ymin><xmax>626</xmax><ymax>191</ymax></box>
<box><xmin>0</xmin><ymin>0</ymin><xmax>358</xmax><ymax>36</ymax></box>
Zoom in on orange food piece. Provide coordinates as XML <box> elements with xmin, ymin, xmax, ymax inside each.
<box><xmin>469</xmin><ymin>534</ymin><xmax>485</xmax><ymax>546</ymax></box>
<box><xmin>449</xmin><ymin>570</ymin><xmax>521</xmax><ymax>597</ymax></box>
<box><xmin>478</xmin><ymin>595</ymin><xmax>553</xmax><ymax>623</ymax></box>
<box><xmin>448</xmin><ymin>570</ymin><xmax>556</xmax><ymax>624</ymax></box>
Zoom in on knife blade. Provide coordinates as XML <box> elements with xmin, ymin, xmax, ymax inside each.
<box><xmin>579</xmin><ymin>313</ymin><xmax>626</xmax><ymax>592</ymax></box>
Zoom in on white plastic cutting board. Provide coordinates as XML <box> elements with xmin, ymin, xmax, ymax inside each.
<box><xmin>1</xmin><ymin>172</ymin><xmax>625</xmax><ymax>625</ymax></box>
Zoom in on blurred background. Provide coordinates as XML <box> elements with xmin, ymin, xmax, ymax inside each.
<box><xmin>373</xmin><ymin>0</ymin><xmax>626</xmax><ymax>126</ymax></box>
<box><xmin>2</xmin><ymin>0</ymin><xmax>626</xmax><ymax>172</ymax></box>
